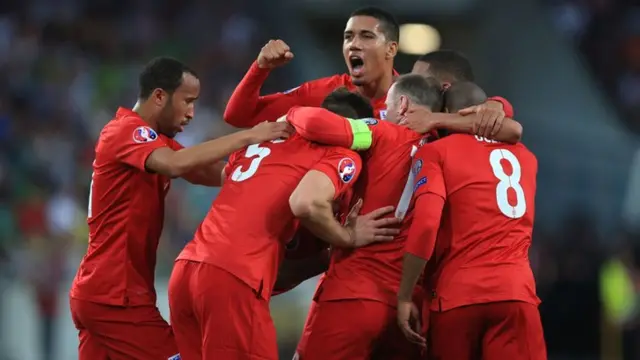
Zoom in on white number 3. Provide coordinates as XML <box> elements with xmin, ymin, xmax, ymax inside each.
<box><xmin>489</xmin><ymin>149</ymin><xmax>526</xmax><ymax>219</ymax></box>
<box><xmin>231</xmin><ymin>144</ymin><xmax>271</xmax><ymax>182</ymax></box>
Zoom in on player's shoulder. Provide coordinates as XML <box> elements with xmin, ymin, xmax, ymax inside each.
<box><xmin>300</xmin><ymin>74</ymin><xmax>348</xmax><ymax>91</ymax></box>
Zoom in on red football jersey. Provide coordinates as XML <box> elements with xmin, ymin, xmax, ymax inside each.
<box><xmin>407</xmin><ymin>134</ymin><xmax>539</xmax><ymax>311</ymax></box>
<box><xmin>223</xmin><ymin>61</ymin><xmax>393</xmax><ymax>127</ymax></box>
<box><xmin>70</xmin><ymin>107</ymin><xmax>182</xmax><ymax>306</ymax></box>
<box><xmin>312</xmin><ymin>118</ymin><xmax>427</xmax><ymax>306</ymax></box>
<box><xmin>176</xmin><ymin>127</ymin><xmax>362</xmax><ymax>301</ymax></box>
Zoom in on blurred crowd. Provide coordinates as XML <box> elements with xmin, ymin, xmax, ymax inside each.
<box><xmin>0</xmin><ymin>0</ymin><xmax>639</xmax><ymax>359</ymax></box>
<box><xmin>547</xmin><ymin>0</ymin><xmax>640</xmax><ymax>132</ymax></box>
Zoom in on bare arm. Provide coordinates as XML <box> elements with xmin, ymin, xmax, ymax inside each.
<box><xmin>145</xmin><ymin>122</ymin><xmax>291</xmax><ymax>178</ymax></box>
<box><xmin>181</xmin><ymin>162</ymin><xmax>227</xmax><ymax>187</ymax></box>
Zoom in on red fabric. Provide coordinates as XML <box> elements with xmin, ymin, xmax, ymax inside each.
<box><xmin>223</xmin><ymin>61</ymin><xmax>391</xmax><ymax>127</ymax></box>
<box><xmin>176</xmin><ymin>134</ymin><xmax>361</xmax><ymax>301</ymax></box>
<box><xmin>488</xmin><ymin>96</ymin><xmax>515</xmax><ymax>118</ymax></box>
<box><xmin>70</xmin><ymin>107</ymin><xmax>174</xmax><ymax>306</ymax></box>
<box><xmin>429</xmin><ymin>301</ymin><xmax>547</xmax><ymax>360</ymax></box>
<box><xmin>412</xmin><ymin>134</ymin><xmax>540</xmax><ymax>312</ymax></box>
<box><xmin>168</xmin><ymin>260</ymin><xmax>278</xmax><ymax>360</ymax></box>
<box><xmin>297</xmin><ymin>299</ymin><xmax>422</xmax><ymax>360</ymax></box>
<box><xmin>287</xmin><ymin>106</ymin><xmax>354</xmax><ymax>149</ymax></box>
<box><xmin>69</xmin><ymin>298</ymin><xmax>178</xmax><ymax>360</ymax></box>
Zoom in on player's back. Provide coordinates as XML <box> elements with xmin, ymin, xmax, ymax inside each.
<box><xmin>178</xmin><ymin>134</ymin><xmax>339</xmax><ymax>299</ymax></box>
<box><xmin>325</xmin><ymin>120</ymin><xmax>423</xmax><ymax>304</ymax></box>
<box><xmin>430</xmin><ymin>134</ymin><xmax>539</xmax><ymax>310</ymax></box>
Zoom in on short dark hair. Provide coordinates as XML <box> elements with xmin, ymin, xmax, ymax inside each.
<box><xmin>350</xmin><ymin>7</ymin><xmax>399</xmax><ymax>42</ymax></box>
<box><xmin>444</xmin><ymin>81</ymin><xmax>487</xmax><ymax>112</ymax></box>
<box><xmin>322</xmin><ymin>87</ymin><xmax>374</xmax><ymax>119</ymax></box>
<box><xmin>392</xmin><ymin>74</ymin><xmax>443</xmax><ymax>111</ymax></box>
<box><xmin>417</xmin><ymin>50</ymin><xmax>475</xmax><ymax>82</ymax></box>
<box><xmin>138</xmin><ymin>57</ymin><xmax>198</xmax><ymax>99</ymax></box>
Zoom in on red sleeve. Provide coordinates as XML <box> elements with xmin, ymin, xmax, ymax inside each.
<box><xmin>487</xmin><ymin>96</ymin><xmax>514</xmax><ymax>118</ymax></box>
<box><xmin>111</xmin><ymin>121</ymin><xmax>169</xmax><ymax>172</ymax></box>
<box><xmin>287</xmin><ymin>106</ymin><xmax>354</xmax><ymax>148</ymax></box>
<box><xmin>311</xmin><ymin>147</ymin><xmax>362</xmax><ymax>199</ymax></box>
<box><xmin>404</xmin><ymin>193</ymin><xmax>445</xmax><ymax>260</ymax></box>
<box><xmin>223</xmin><ymin>61</ymin><xmax>337</xmax><ymax>127</ymax></box>
<box><xmin>412</xmin><ymin>144</ymin><xmax>446</xmax><ymax>200</ymax></box>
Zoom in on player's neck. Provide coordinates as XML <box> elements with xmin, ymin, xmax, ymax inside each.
<box><xmin>132</xmin><ymin>100</ymin><xmax>160</xmax><ymax>129</ymax></box>
<box><xmin>357</xmin><ymin>69</ymin><xmax>394</xmax><ymax>100</ymax></box>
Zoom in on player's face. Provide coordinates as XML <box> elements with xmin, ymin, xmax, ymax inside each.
<box><xmin>384</xmin><ymin>84</ymin><xmax>407</xmax><ymax>124</ymax></box>
<box><xmin>343</xmin><ymin>16</ymin><xmax>397</xmax><ymax>87</ymax></box>
<box><xmin>159</xmin><ymin>73</ymin><xmax>200</xmax><ymax>138</ymax></box>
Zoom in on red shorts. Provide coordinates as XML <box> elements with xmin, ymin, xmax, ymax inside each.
<box><xmin>69</xmin><ymin>298</ymin><xmax>179</xmax><ymax>360</ymax></box>
<box><xmin>296</xmin><ymin>299</ymin><xmax>422</xmax><ymax>360</ymax></box>
<box><xmin>168</xmin><ymin>260</ymin><xmax>278</xmax><ymax>360</ymax></box>
<box><xmin>429</xmin><ymin>301</ymin><xmax>547</xmax><ymax>360</ymax></box>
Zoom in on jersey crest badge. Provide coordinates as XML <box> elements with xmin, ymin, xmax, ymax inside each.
<box><xmin>412</xmin><ymin>159</ymin><xmax>423</xmax><ymax>176</ymax></box>
<box><xmin>168</xmin><ymin>354</ymin><xmax>181</xmax><ymax>360</ymax></box>
<box><xmin>414</xmin><ymin>176</ymin><xmax>427</xmax><ymax>192</ymax></box>
<box><xmin>338</xmin><ymin>158</ymin><xmax>356</xmax><ymax>183</ymax></box>
<box><xmin>283</xmin><ymin>86</ymin><xmax>300</xmax><ymax>94</ymax></box>
<box><xmin>379</xmin><ymin>110</ymin><xmax>387</xmax><ymax>120</ymax></box>
<box><xmin>363</xmin><ymin>118</ymin><xmax>378</xmax><ymax>125</ymax></box>
<box><xmin>132</xmin><ymin>126</ymin><xmax>158</xmax><ymax>143</ymax></box>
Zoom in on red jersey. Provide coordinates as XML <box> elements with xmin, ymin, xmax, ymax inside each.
<box><xmin>407</xmin><ymin>134</ymin><xmax>539</xmax><ymax>311</ymax></box>
<box><xmin>223</xmin><ymin>61</ymin><xmax>394</xmax><ymax>127</ymax></box>
<box><xmin>288</xmin><ymin>107</ymin><xmax>427</xmax><ymax>306</ymax></box>
<box><xmin>70</xmin><ymin>107</ymin><xmax>182</xmax><ymax>306</ymax></box>
<box><xmin>177</xmin><ymin>108</ymin><xmax>362</xmax><ymax>301</ymax></box>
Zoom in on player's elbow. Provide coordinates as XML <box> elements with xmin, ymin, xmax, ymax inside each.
<box><xmin>505</xmin><ymin>119</ymin><xmax>523</xmax><ymax>143</ymax></box>
<box><xmin>289</xmin><ymin>194</ymin><xmax>327</xmax><ymax>219</ymax></box>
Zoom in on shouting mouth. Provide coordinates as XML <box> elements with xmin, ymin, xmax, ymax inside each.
<box><xmin>349</xmin><ymin>55</ymin><xmax>364</xmax><ymax>77</ymax></box>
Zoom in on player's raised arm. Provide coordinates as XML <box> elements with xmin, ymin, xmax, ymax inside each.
<box><xmin>121</xmin><ymin>121</ymin><xmax>292</xmax><ymax>179</ymax></box>
<box><xmin>223</xmin><ymin>39</ymin><xmax>331</xmax><ymax>128</ymax></box>
<box><xmin>397</xmin><ymin>144</ymin><xmax>446</xmax><ymax>347</ymax></box>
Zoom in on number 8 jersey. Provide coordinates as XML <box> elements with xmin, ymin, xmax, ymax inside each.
<box><xmin>176</xmin><ymin>133</ymin><xmax>362</xmax><ymax>301</ymax></box>
<box><xmin>409</xmin><ymin>134</ymin><xmax>540</xmax><ymax>311</ymax></box>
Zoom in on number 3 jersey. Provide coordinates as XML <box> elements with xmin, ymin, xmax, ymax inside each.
<box><xmin>176</xmin><ymin>131</ymin><xmax>362</xmax><ymax>301</ymax></box>
<box><xmin>408</xmin><ymin>134</ymin><xmax>540</xmax><ymax>311</ymax></box>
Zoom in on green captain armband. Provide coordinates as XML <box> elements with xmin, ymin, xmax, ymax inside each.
<box><xmin>346</xmin><ymin>118</ymin><xmax>374</xmax><ymax>150</ymax></box>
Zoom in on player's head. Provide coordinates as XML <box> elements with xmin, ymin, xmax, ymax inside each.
<box><xmin>322</xmin><ymin>87</ymin><xmax>374</xmax><ymax>119</ymax></box>
<box><xmin>344</xmin><ymin>7</ymin><xmax>399</xmax><ymax>86</ymax></box>
<box><xmin>138</xmin><ymin>57</ymin><xmax>200</xmax><ymax>138</ymax></box>
<box><xmin>444</xmin><ymin>81</ymin><xmax>487</xmax><ymax>113</ymax></box>
<box><xmin>385</xmin><ymin>74</ymin><xmax>443</xmax><ymax>124</ymax></box>
<box><xmin>412</xmin><ymin>50</ymin><xmax>475</xmax><ymax>89</ymax></box>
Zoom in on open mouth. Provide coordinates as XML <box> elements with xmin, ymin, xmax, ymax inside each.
<box><xmin>349</xmin><ymin>55</ymin><xmax>364</xmax><ymax>76</ymax></box>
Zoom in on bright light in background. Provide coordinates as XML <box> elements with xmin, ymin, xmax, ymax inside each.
<box><xmin>399</xmin><ymin>24</ymin><xmax>441</xmax><ymax>55</ymax></box>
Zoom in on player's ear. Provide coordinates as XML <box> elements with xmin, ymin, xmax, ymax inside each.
<box><xmin>399</xmin><ymin>95</ymin><xmax>409</xmax><ymax>115</ymax></box>
<box><xmin>386</xmin><ymin>41</ymin><xmax>398</xmax><ymax>60</ymax></box>
<box><xmin>152</xmin><ymin>88</ymin><xmax>168</xmax><ymax>106</ymax></box>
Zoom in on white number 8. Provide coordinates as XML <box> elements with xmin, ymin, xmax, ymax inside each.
<box><xmin>489</xmin><ymin>149</ymin><xmax>526</xmax><ymax>219</ymax></box>
<box><xmin>231</xmin><ymin>144</ymin><xmax>271</xmax><ymax>182</ymax></box>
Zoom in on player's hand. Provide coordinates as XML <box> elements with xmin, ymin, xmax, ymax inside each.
<box><xmin>458</xmin><ymin>101</ymin><xmax>505</xmax><ymax>139</ymax></box>
<box><xmin>344</xmin><ymin>199</ymin><xmax>402</xmax><ymax>247</ymax></box>
<box><xmin>257</xmin><ymin>39</ymin><xmax>294</xmax><ymax>69</ymax></box>
<box><xmin>397</xmin><ymin>300</ymin><xmax>426</xmax><ymax>347</ymax></box>
<box><xmin>248</xmin><ymin>121</ymin><xmax>294</xmax><ymax>143</ymax></box>
<box><xmin>399</xmin><ymin>108</ymin><xmax>437</xmax><ymax>134</ymax></box>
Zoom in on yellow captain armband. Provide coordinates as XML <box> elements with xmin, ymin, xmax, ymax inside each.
<box><xmin>346</xmin><ymin>118</ymin><xmax>374</xmax><ymax>150</ymax></box>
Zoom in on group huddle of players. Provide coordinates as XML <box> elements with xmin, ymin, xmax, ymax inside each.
<box><xmin>67</xmin><ymin>5</ymin><xmax>546</xmax><ymax>360</ymax></box>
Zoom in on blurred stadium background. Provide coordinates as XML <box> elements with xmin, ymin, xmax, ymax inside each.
<box><xmin>0</xmin><ymin>0</ymin><xmax>639</xmax><ymax>359</ymax></box>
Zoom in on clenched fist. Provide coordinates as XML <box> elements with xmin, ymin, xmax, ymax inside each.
<box><xmin>257</xmin><ymin>39</ymin><xmax>294</xmax><ymax>69</ymax></box>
